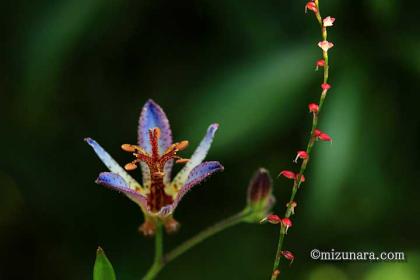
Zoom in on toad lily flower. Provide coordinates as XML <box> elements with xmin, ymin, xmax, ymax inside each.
<box><xmin>85</xmin><ymin>99</ymin><xmax>223</xmax><ymax>236</ymax></box>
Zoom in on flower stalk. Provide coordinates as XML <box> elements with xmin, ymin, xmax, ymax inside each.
<box><xmin>142</xmin><ymin>209</ymin><xmax>253</xmax><ymax>280</ymax></box>
<box><xmin>269</xmin><ymin>1</ymin><xmax>335</xmax><ymax>279</ymax></box>
<box><xmin>143</xmin><ymin>223</ymin><xmax>164</xmax><ymax>280</ymax></box>
<box><xmin>142</xmin><ymin>168</ymin><xmax>275</xmax><ymax>279</ymax></box>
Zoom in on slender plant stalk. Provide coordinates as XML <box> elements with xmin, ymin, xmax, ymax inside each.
<box><xmin>270</xmin><ymin>1</ymin><xmax>332</xmax><ymax>279</ymax></box>
<box><xmin>143</xmin><ymin>222</ymin><xmax>164</xmax><ymax>280</ymax></box>
<box><xmin>142</xmin><ymin>210</ymin><xmax>252</xmax><ymax>280</ymax></box>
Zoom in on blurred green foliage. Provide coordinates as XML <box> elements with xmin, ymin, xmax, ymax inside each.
<box><xmin>1</xmin><ymin>0</ymin><xmax>419</xmax><ymax>279</ymax></box>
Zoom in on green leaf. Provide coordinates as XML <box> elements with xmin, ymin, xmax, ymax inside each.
<box><xmin>93</xmin><ymin>247</ymin><xmax>116</xmax><ymax>280</ymax></box>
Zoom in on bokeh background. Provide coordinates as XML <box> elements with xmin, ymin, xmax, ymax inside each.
<box><xmin>1</xmin><ymin>0</ymin><xmax>419</xmax><ymax>279</ymax></box>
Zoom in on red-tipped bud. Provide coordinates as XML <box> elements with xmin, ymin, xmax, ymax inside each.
<box><xmin>294</xmin><ymin>151</ymin><xmax>309</xmax><ymax>162</ymax></box>
<box><xmin>305</xmin><ymin>2</ymin><xmax>317</xmax><ymax>13</ymax></box>
<box><xmin>281</xmin><ymin>250</ymin><xmax>295</xmax><ymax>265</ymax></box>
<box><xmin>308</xmin><ymin>103</ymin><xmax>319</xmax><ymax>114</ymax></box>
<box><xmin>318</xmin><ymin>132</ymin><xmax>332</xmax><ymax>142</ymax></box>
<box><xmin>315</xmin><ymin>59</ymin><xmax>325</xmax><ymax>71</ymax></box>
<box><xmin>260</xmin><ymin>214</ymin><xmax>282</xmax><ymax>224</ymax></box>
<box><xmin>314</xmin><ymin>129</ymin><xmax>332</xmax><ymax>142</ymax></box>
<box><xmin>321</xmin><ymin>83</ymin><xmax>331</xmax><ymax>91</ymax></box>
<box><xmin>279</xmin><ymin>170</ymin><xmax>296</xmax><ymax>180</ymax></box>
<box><xmin>282</xmin><ymin>217</ymin><xmax>293</xmax><ymax>233</ymax></box>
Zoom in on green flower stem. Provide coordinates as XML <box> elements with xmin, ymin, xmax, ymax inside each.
<box><xmin>165</xmin><ymin>210</ymin><xmax>251</xmax><ymax>264</ymax></box>
<box><xmin>143</xmin><ymin>222</ymin><xmax>164</xmax><ymax>280</ymax></box>
<box><xmin>142</xmin><ymin>210</ymin><xmax>251</xmax><ymax>280</ymax></box>
<box><xmin>270</xmin><ymin>1</ymin><xmax>331</xmax><ymax>279</ymax></box>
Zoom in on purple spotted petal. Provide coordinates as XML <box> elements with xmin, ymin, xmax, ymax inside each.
<box><xmin>138</xmin><ymin>99</ymin><xmax>173</xmax><ymax>185</ymax></box>
<box><xmin>85</xmin><ymin>137</ymin><xmax>142</xmax><ymax>190</ymax></box>
<box><xmin>159</xmin><ymin>161</ymin><xmax>223</xmax><ymax>216</ymax></box>
<box><xmin>172</xmin><ymin>124</ymin><xmax>218</xmax><ymax>188</ymax></box>
<box><xmin>96</xmin><ymin>172</ymin><xmax>148</xmax><ymax>210</ymax></box>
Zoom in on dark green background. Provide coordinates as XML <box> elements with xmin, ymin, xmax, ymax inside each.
<box><xmin>1</xmin><ymin>0</ymin><xmax>419</xmax><ymax>279</ymax></box>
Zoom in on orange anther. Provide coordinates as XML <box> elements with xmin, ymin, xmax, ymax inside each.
<box><xmin>175</xmin><ymin>158</ymin><xmax>189</xmax><ymax>164</ymax></box>
<box><xmin>176</xmin><ymin>140</ymin><xmax>189</xmax><ymax>151</ymax></box>
<box><xmin>153</xmin><ymin>127</ymin><xmax>161</xmax><ymax>139</ymax></box>
<box><xmin>124</xmin><ymin>163</ymin><xmax>137</xmax><ymax>170</ymax></box>
<box><xmin>121</xmin><ymin>144</ymin><xmax>137</xmax><ymax>152</ymax></box>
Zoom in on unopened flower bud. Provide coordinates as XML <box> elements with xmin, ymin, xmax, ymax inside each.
<box><xmin>281</xmin><ymin>250</ymin><xmax>295</xmax><ymax>265</ymax></box>
<box><xmin>323</xmin><ymin>16</ymin><xmax>336</xmax><ymax>27</ymax></box>
<box><xmin>318</xmin><ymin>132</ymin><xmax>332</xmax><ymax>142</ymax></box>
<box><xmin>308</xmin><ymin>103</ymin><xmax>319</xmax><ymax>113</ymax></box>
<box><xmin>294</xmin><ymin>151</ymin><xmax>309</xmax><ymax>162</ymax></box>
<box><xmin>305</xmin><ymin>2</ymin><xmax>317</xmax><ymax>13</ymax></box>
<box><xmin>245</xmin><ymin>168</ymin><xmax>275</xmax><ymax>223</ymax></box>
<box><xmin>281</xmin><ymin>217</ymin><xmax>293</xmax><ymax>233</ymax></box>
<box><xmin>318</xmin><ymin>40</ymin><xmax>334</xmax><ymax>52</ymax></box>
<box><xmin>315</xmin><ymin>59</ymin><xmax>325</xmax><ymax>71</ymax></box>
<box><xmin>314</xmin><ymin>129</ymin><xmax>332</xmax><ymax>142</ymax></box>
<box><xmin>279</xmin><ymin>170</ymin><xmax>296</xmax><ymax>180</ymax></box>
<box><xmin>321</xmin><ymin>83</ymin><xmax>331</xmax><ymax>91</ymax></box>
<box><xmin>260</xmin><ymin>214</ymin><xmax>282</xmax><ymax>224</ymax></box>
<box><xmin>248</xmin><ymin>168</ymin><xmax>272</xmax><ymax>204</ymax></box>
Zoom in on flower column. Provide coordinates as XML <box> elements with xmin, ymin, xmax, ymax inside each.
<box><xmin>263</xmin><ymin>1</ymin><xmax>336</xmax><ymax>279</ymax></box>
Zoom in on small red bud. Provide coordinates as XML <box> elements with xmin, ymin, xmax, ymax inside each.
<box><xmin>294</xmin><ymin>151</ymin><xmax>309</xmax><ymax>162</ymax></box>
<box><xmin>308</xmin><ymin>103</ymin><xmax>319</xmax><ymax>114</ymax></box>
<box><xmin>260</xmin><ymin>214</ymin><xmax>282</xmax><ymax>224</ymax></box>
<box><xmin>281</xmin><ymin>250</ymin><xmax>295</xmax><ymax>265</ymax></box>
<box><xmin>318</xmin><ymin>132</ymin><xmax>332</xmax><ymax>142</ymax></box>
<box><xmin>315</xmin><ymin>59</ymin><xmax>325</xmax><ymax>71</ymax></box>
<box><xmin>279</xmin><ymin>170</ymin><xmax>296</xmax><ymax>180</ymax></box>
<box><xmin>321</xmin><ymin>83</ymin><xmax>331</xmax><ymax>91</ymax></box>
<box><xmin>282</xmin><ymin>217</ymin><xmax>293</xmax><ymax>233</ymax></box>
<box><xmin>314</xmin><ymin>129</ymin><xmax>332</xmax><ymax>142</ymax></box>
<box><xmin>305</xmin><ymin>2</ymin><xmax>317</xmax><ymax>13</ymax></box>
<box><xmin>314</xmin><ymin>129</ymin><xmax>322</xmax><ymax>137</ymax></box>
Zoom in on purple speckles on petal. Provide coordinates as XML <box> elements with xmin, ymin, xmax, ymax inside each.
<box><xmin>138</xmin><ymin>99</ymin><xmax>173</xmax><ymax>154</ymax></box>
<box><xmin>85</xmin><ymin>137</ymin><xmax>142</xmax><ymax>190</ymax></box>
<box><xmin>96</xmin><ymin>172</ymin><xmax>147</xmax><ymax>209</ymax></box>
<box><xmin>138</xmin><ymin>100</ymin><xmax>173</xmax><ymax>185</ymax></box>
<box><xmin>172</xmin><ymin>123</ymin><xmax>219</xmax><ymax>187</ymax></box>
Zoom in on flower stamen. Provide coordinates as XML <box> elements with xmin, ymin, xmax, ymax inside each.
<box><xmin>121</xmin><ymin>127</ymin><xmax>190</xmax><ymax>213</ymax></box>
